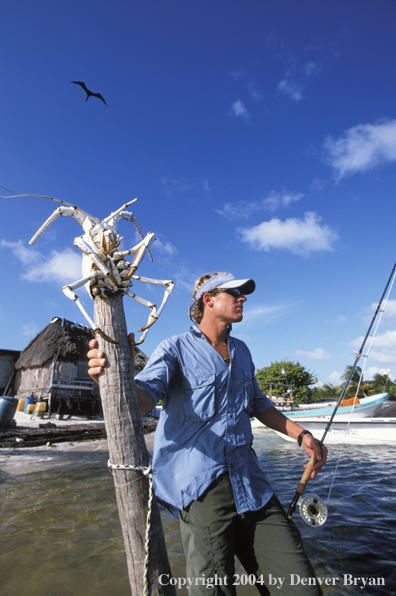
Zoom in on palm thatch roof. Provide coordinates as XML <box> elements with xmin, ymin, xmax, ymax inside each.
<box><xmin>15</xmin><ymin>317</ymin><xmax>149</xmax><ymax>371</ymax></box>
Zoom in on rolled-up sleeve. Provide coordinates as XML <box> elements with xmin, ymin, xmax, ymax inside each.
<box><xmin>135</xmin><ymin>340</ymin><xmax>178</xmax><ymax>405</ymax></box>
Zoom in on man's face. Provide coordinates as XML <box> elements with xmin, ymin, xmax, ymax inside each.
<box><xmin>209</xmin><ymin>289</ymin><xmax>247</xmax><ymax>324</ymax></box>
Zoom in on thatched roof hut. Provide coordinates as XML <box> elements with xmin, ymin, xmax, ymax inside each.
<box><xmin>15</xmin><ymin>316</ymin><xmax>149</xmax><ymax>372</ymax></box>
<box><xmin>15</xmin><ymin>317</ymin><xmax>94</xmax><ymax>370</ymax></box>
<box><xmin>13</xmin><ymin>317</ymin><xmax>149</xmax><ymax>417</ymax></box>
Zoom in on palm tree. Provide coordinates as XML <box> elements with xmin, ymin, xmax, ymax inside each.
<box><xmin>371</xmin><ymin>372</ymin><xmax>390</xmax><ymax>395</ymax></box>
<box><xmin>339</xmin><ymin>365</ymin><xmax>368</xmax><ymax>397</ymax></box>
<box><xmin>321</xmin><ymin>383</ymin><xmax>338</xmax><ymax>399</ymax></box>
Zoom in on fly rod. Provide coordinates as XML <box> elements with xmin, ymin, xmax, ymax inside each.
<box><xmin>287</xmin><ymin>260</ymin><xmax>396</xmax><ymax>524</ymax></box>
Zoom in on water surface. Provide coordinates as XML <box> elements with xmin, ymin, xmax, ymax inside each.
<box><xmin>0</xmin><ymin>429</ymin><xmax>394</xmax><ymax>595</ymax></box>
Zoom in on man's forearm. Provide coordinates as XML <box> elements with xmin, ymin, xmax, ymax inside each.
<box><xmin>256</xmin><ymin>404</ymin><xmax>327</xmax><ymax>476</ymax></box>
<box><xmin>256</xmin><ymin>406</ymin><xmax>304</xmax><ymax>441</ymax></box>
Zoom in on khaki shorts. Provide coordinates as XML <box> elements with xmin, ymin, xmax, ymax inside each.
<box><xmin>179</xmin><ymin>474</ymin><xmax>323</xmax><ymax>596</ymax></box>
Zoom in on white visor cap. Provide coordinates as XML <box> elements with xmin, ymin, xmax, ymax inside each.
<box><xmin>195</xmin><ymin>272</ymin><xmax>256</xmax><ymax>300</ymax></box>
<box><xmin>218</xmin><ymin>278</ymin><xmax>256</xmax><ymax>295</ymax></box>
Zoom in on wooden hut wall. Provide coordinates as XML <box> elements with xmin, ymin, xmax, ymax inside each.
<box><xmin>0</xmin><ymin>350</ymin><xmax>21</xmax><ymax>395</ymax></box>
<box><xmin>14</xmin><ymin>360</ymin><xmax>53</xmax><ymax>399</ymax></box>
<box><xmin>12</xmin><ymin>318</ymin><xmax>146</xmax><ymax>412</ymax></box>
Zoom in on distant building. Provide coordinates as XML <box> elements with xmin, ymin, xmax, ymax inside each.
<box><xmin>12</xmin><ymin>317</ymin><xmax>148</xmax><ymax>417</ymax></box>
<box><xmin>0</xmin><ymin>349</ymin><xmax>21</xmax><ymax>396</ymax></box>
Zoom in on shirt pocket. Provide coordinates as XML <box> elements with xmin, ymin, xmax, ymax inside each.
<box><xmin>182</xmin><ymin>373</ymin><xmax>216</xmax><ymax>421</ymax></box>
<box><xmin>243</xmin><ymin>370</ymin><xmax>254</xmax><ymax>416</ymax></box>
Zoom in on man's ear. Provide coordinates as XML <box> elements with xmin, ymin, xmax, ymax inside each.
<box><xmin>202</xmin><ymin>293</ymin><xmax>214</xmax><ymax>308</ymax></box>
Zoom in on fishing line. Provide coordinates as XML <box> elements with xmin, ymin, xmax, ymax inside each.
<box><xmin>325</xmin><ymin>266</ymin><xmax>396</xmax><ymax>503</ymax></box>
<box><xmin>287</xmin><ymin>261</ymin><xmax>396</xmax><ymax>525</ymax></box>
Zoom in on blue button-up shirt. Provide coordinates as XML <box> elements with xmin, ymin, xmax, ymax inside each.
<box><xmin>135</xmin><ymin>325</ymin><xmax>275</xmax><ymax>514</ymax></box>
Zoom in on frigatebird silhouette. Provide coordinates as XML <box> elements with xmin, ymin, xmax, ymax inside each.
<box><xmin>71</xmin><ymin>81</ymin><xmax>107</xmax><ymax>105</ymax></box>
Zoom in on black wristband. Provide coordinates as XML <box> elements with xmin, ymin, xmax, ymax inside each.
<box><xmin>297</xmin><ymin>430</ymin><xmax>313</xmax><ymax>447</ymax></box>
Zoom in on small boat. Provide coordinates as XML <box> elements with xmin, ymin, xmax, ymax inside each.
<box><xmin>271</xmin><ymin>417</ymin><xmax>396</xmax><ymax>445</ymax></box>
<box><xmin>281</xmin><ymin>392</ymin><xmax>388</xmax><ymax>421</ymax></box>
<box><xmin>272</xmin><ymin>398</ymin><xmax>337</xmax><ymax>413</ymax></box>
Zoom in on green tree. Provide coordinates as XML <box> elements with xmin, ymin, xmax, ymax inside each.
<box><xmin>309</xmin><ymin>383</ymin><xmax>339</xmax><ymax>402</ymax></box>
<box><xmin>371</xmin><ymin>372</ymin><xmax>390</xmax><ymax>394</ymax></box>
<box><xmin>388</xmin><ymin>380</ymin><xmax>396</xmax><ymax>401</ymax></box>
<box><xmin>256</xmin><ymin>360</ymin><xmax>316</xmax><ymax>403</ymax></box>
<box><xmin>340</xmin><ymin>365</ymin><xmax>369</xmax><ymax>397</ymax></box>
<box><xmin>370</xmin><ymin>371</ymin><xmax>396</xmax><ymax>399</ymax></box>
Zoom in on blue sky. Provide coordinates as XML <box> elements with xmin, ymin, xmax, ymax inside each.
<box><xmin>2</xmin><ymin>0</ymin><xmax>396</xmax><ymax>387</ymax></box>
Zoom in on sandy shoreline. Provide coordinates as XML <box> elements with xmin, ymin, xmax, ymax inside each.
<box><xmin>0</xmin><ymin>410</ymin><xmax>157</xmax><ymax>450</ymax></box>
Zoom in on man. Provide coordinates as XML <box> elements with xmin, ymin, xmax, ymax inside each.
<box><xmin>88</xmin><ymin>271</ymin><xmax>327</xmax><ymax>596</ymax></box>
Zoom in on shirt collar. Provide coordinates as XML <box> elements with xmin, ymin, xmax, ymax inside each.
<box><xmin>190</xmin><ymin>325</ymin><xmax>232</xmax><ymax>338</ymax></box>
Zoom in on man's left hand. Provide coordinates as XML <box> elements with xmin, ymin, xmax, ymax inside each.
<box><xmin>301</xmin><ymin>433</ymin><xmax>328</xmax><ymax>478</ymax></box>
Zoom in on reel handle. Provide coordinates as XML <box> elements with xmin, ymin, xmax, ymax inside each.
<box><xmin>287</xmin><ymin>452</ymin><xmax>316</xmax><ymax>520</ymax></box>
<box><xmin>297</xmin><ymin>452</ymin><xmax>316</xmax><ymax>495</ymax></box>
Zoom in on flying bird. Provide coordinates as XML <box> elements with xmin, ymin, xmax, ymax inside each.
<box><xmin>71</xmin><ymin>81</ymin><xmax>107</xmax><ymax>105</ymax></box>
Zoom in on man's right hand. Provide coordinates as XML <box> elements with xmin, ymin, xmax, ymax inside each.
<box><xmin>87</xmin><ymin>339</ymin><xmax>106</xmax><ymax>384</ymax></box>
<box><xmin>88</xmin><ymin>333</ymin><xmax>154</xmax><ymax>415</ymax></box>
<box><xmin>88</xmin><ymin>333</ymin><xmax>136</xmax><ymax>384</ymax></box>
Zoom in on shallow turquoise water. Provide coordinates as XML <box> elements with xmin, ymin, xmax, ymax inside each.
<box><xmin>0</xmin><ymin>429</ymin><xmax>394</xmax><ymax>595</ymax></box>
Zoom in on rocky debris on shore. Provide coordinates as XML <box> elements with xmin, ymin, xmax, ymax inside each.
<box><xmin>0</xmin><ymin>418</ymin><xmax>158</xmax><ymax>449</ymax></box>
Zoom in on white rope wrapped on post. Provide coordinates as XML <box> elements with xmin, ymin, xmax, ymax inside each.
<box><xmin>108</xmin><ymin>460</ymin><xmax>155</xmax><ymax>596</ymax></box>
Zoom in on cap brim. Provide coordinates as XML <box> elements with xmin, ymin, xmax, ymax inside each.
<box><xmin>218</xmin><ymin>278</ymin><xmax>256</xmax><ymax>295</ymax></box>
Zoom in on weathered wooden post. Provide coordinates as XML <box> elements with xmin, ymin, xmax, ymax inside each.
<box><xmin>95</xmin><ymin>294</ymin><xmax>175</xmax><ymax>596</ymax></box>
<box><xmin>10</xmin><ymin>191</ymin><xmax>176</xmax><ymax>595</ymax></box>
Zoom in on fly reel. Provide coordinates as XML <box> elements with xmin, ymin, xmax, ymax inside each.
<box><xmin>298</xmin><ymin>494</ymin><xmax>327</xmax><ymax>527</ymax></box>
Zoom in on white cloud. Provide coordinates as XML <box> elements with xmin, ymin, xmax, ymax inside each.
<box><xmin>347</xmin><ymin>299</ymin><xmax>396</xmax><ymax>370</ymax></box>
<box><xmin>230</xmin><ymin>100</ymin><xmax>249</xmax><ymax>120</ymax></box>
<box><xmin>238</xmin><ymin>211</ymin><xmax>338</xmax><ymax>256</ymax></box>
<box><xmin>172</xmin><ymin>266</ymin><xmax>199</xmax><ymax>295</ymax></box>
<box><xmin>295</xmin><ymin>347</ymin><xmax>331</xmax><ymax>360</ymax></box>
<box><xmin>153</xmin><ymin>235</ymin><xmax>177</xmax><ymax>256</ymax></box>
<box><xmin>161</xmin><ymin>177</ymin><xmax>210</xmax><ymax>197</ymax></box>
<box><xmin>249</xmin><ymin>84</ymin><xmax>263</xmax><ymax>101</ymax></box>
<box><xmin>216</xmin><ymin>191</ymin><xmax>303</xmax><ymax>219</ymax></box>
<box><xmin>1</xmin><ymin>238</ymin><xmax>38</xmax><ymax>265</ymax></box>
<box><xmin>277</xmin><ymin>62</ymin><xmax>322</xmax><ymax>102</ymax></box>
<box><xmin>26</xmin><ymin>249</ymin><xmax>82</xmax><ymax>283</ymax></box>
<box><xmin>352</xmin><ymin>329</ymin><xmax>396</xmax><ymax>365</ymax></box>
<box><xmin>325</xmin><ymin>370</ymin><xmax>343</xmax><ymax>386</ymax></box>
<box><xmin>268</xmin><ymin>35</ymin><xmax>324</xmax><ymax>103</ymax></box>
<box><xmin>230</xmin><ymin>66</ymin><xmax>263</xmax><ymax>102</ymax></box>
<box><xmin>278</xmin><ymin>79</ymin><xmax>303</xmax><ymax>101</ymax></box>
<box><xmin>364</xmin><ymin>366</ymin><xmax>391</xmax><ymax>382</ymax></box>
<box><xmin>22</xmin><ymin>323</ymin><xmax>39</xmax><ymax>337</ymax></box>
<box><xmin>216</xmin><ymin>202</ymin><xmax>253</xmax><ymax>219</ymax></box>
<box><xmin>230</xmin><ymin>64</ymin><xmax>263</xmax><ymax>107</ymax></box>
<box><xmin>303</xmin><ymin>61</ymin><xmax>322</xmax><ymax>77</ymax></box>
<box><xmin>264</xmin><ymin>191</ymin><xmax>303</xmax><ymax>212</ymax></box>
<box><xmin>324</xmin><ymin>118</ymin><xmax>396</xmax><ymax>179</ymax></box>
<box><xmin>1</xmin><ymin>239</ymin><xmax>82</xmax><ymax>284</ymax></box>
<box><xmin>231</xmin><ymin>69</ymin><xmax>244</xmax><ymax>81</ymax></box>
<box><xmin>324</xmin><ymin>315</ymin><xmax>347</xmax><ymax>324</ymax></box>
<box><xmin>371</xmin><ymin>299</ymin><xmax>396</xmax><ymax>321</ymax></box>
<box><xmin>239</xmin><ymin>303</ymin><xmax>297</xmax><ymax>328</ymax></box>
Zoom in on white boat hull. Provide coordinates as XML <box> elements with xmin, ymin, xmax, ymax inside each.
<box><xmin>282</xmin><ymin>393</ymin><xmax>388</xmax><ymax>421</ymax></box>
<box><xmin>272</xmin><ymin>417</ymin><xmax>396</xmax><ymax>445</ymax></box>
